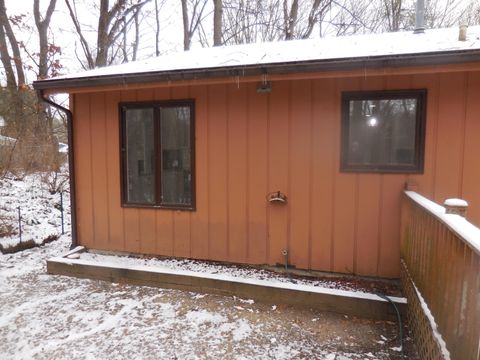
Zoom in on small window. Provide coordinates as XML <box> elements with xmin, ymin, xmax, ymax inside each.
<box><xmin>341</xmin><ymin>90</ymin><xmax>426</xmax><ymax>173</ymax></box>
<box><xmin>120</xmin><ymin>100</ymin><xmax>195</xmax><ymax>210</ymax></box>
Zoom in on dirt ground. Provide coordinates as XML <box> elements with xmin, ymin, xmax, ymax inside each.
<box><xmin>0</xmin><ymin>237</ymin><xmax>418</xmax><ymax>360</ymax></box>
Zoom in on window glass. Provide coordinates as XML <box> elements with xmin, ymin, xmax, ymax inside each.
<box><xmin>160</xmin><ymin>106</ymin><xmax>192</xmax><ymax>205</ymax></box>
<box><xmin>125</xmin><ymin>108</ymin><xmax>155</xmax><ymax>204</ymax></box>
<box><xmin>341</xmin><ymin>90</ymin><xmax>425</xmax><ymax>173</ymax></box>
<box><xmin>121</xmin><ymin>101</ymin><xmax>194</xmax><ymax>209</ymax></box>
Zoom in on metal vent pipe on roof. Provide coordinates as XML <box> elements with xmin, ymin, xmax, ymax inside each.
<box><xmin>414</xmin><ymin>0</ymin><xmax>425</xmax><ymax>34</ymax></box>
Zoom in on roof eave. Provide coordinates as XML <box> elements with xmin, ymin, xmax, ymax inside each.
<box><xmin>32</xmin><ymin>50</ymin><xmax>480</xmax><ymax>91</ymax></box>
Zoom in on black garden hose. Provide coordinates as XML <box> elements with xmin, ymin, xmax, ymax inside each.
<box><xmin>377</xmin><ymin>293</ymin><xmax>404</xmax><ymax>359</ymax></box>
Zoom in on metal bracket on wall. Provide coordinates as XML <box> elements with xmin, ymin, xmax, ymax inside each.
<box><xmin>267</xmin><ymin>191</ymin><xmax>287</xmax><ymax>204</ymax></box>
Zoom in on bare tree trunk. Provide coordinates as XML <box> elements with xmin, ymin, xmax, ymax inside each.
<box><xmin>301</xmin><ymin>0</ymin><xmax>329</xmax><ymax>38</ymax></box>
<box><xmin>181</xmin><ymin>0</ymin><xmax>208</xmax><ymax>50</ymax></box>
<box><xmin>0</xmin><ymin>0</ymin><xmax>27</xmax><ymax>138</ymax></box>
<box><xmin>384</xmin><ymin>0</ymin><xmax>402</xmax><ymax>31</ymax></box>
<box><xmin>34</xmin><ymin>0</ymin><xmax>57</xmax><ymax>79</ymax></box>
<box><xmin>0</xmin><ymin>22</ymin><xmax>16</xmax><ymax>88</ymax></box>
<box><xmin>122</xmin><ymin>16</ymin><xmax>128</xmax><ymax>62</ymax></box>
<box><xmin>66</xmin><ymin>0</ymin><xmax>150</xmax><ymax>68</ymax></box>
<box><xmin>154</xmin><ymin>0</ymin><xmax>160</xmax><ymax>55</ymax></box>
<box><xmin>181</xmin><ymin>0</ymin><xmax>190</xmax><ymax>50</ymax></box>
<box><xmin>132</xmin><ymin>10</ymin><xmax>140</xmax><ymax>60</ymax></box>
<box><xmin>34</xmin><ymin>0</ymin><xmax>59</xmax><ymax>169</ymax></box>
<box><xmin>213</xmin><ymin>0</ymin><xmax>223</xmax><ymax>46</ymax></box>
<box><xmin>96</xmin><ymin>0</ymin><xmax>112</xmax><ymax>67</ymax></box>
<box><xmin>283</xmin><ymin>0</ymin><xmax>298</xmax><ymax>40</ymax></box>
<box><xmin>0</xmin><ymin>0</ymin><xmax>25</xmax><ymax>87</ymax></box>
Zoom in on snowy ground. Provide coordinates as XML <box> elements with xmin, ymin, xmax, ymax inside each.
<box><xmin>0</xmin><ymin>171</ymin><xmax>70</xmax><ymax>250</ymax></box>
<box><xmin>0</xmin><ymin>173</ymin><xmax>417</xmax><ymax>359</ymax></box>
<box><xmin>0</xmin><ymin>237</ymin><xmax>417</xmax><ymax>360</ymax></box>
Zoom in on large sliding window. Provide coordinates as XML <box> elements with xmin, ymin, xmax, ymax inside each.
<box><xmin>120</xmin><ymin>100</ymin><xmax>195</xmax><ymax>210</ymax></box>
<box><xmin>341</xmin><ymin>90</ymin><xmax>426</xmax><ymax>173</ymax></box>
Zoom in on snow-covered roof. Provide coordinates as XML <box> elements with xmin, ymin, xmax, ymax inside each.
<box><xmin>34</xmin><ymin>26</ymin><xmax>480</xmax><ymax>91</ymax></box>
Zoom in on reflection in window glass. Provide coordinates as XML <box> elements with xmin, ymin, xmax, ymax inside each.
<box><xmin>341</xmin><ymin>90</ymin><xmax>426</xmax><ymax>173</ymax></box>
<box><xmin>125</xmin><ymin>108</ymin><xmax>155</xmax><ymax>204</ymax></box>
<box><xmin>161</xmin><ymin>106</ymin><xmax>191</xmax><ymax>205</ymax></box>
<box><xmin>348</xmin><ymin>98</ymin><xmax>417</xmax><ymax>166</ymax></box>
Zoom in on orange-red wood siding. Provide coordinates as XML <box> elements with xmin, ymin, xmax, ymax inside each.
<box><xmin>72</xmin><ymin>70</ymin><xmax>480</xmax><ymax>278</ymax></box>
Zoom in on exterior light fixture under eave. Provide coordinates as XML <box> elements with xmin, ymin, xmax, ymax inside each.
<box><xmin>256</xmin><ymin>81</ymin><xmax>272</xmax><ymax>93</ymax></box>
<box><xmin>257</xmin><ymin>72</ymin><xmax>272</xmax><ymax>93</ymax></box>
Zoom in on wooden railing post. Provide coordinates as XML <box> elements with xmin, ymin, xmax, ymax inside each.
<box><xmin>443</xmin><ymin>198</ymin><xmax>468</xmax><ymax>217</ymax></box>
<box><xmin>401</xmin><ymin>191</ymin><xmax>480</xmax><ymax>360</ymax></box>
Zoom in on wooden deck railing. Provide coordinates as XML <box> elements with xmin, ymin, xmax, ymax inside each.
<box><xmin>401</xmin><ymin>191</ymin><xmax>480</xmax><ymax>360</ymax></box>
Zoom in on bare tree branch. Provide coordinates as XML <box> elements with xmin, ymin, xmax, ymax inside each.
<box><xmin>64</xmin><ymin>0</ymin><xmax>95</xmax><ymax>69</ymax></box>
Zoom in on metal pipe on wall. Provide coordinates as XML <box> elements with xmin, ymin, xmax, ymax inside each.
<box><xmin>37</xmin><ymin>90</ymin><xmax>77</xmax><ymax>249</ymax></box>
<box><xmin>414</xmin><ymin>0</ymin><xmax>425</xmax><ymax>34</ymax></box>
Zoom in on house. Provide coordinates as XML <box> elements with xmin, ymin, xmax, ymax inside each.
<box><xmin>33</xmin><ymin>26</ymin><xmax>480</xmax><ymax>279</ymax></box>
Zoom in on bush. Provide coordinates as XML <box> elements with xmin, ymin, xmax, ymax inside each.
<box><xmin>40</xmin><ymin>169</ymin><xmax>69</xmax><ymax>194</ymax></box>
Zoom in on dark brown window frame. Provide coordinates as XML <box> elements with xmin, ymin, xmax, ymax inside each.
<box><xmin>119</xmin><ymin>99</ymin><xmax>196</xmax><ymax>211</ymax></box>
<box><xmin>340</xmin><ymin>89</ymin><xmax>427</xmax><ymax>174</ymax></box>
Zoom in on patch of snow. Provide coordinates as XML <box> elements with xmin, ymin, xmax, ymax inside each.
<box><xmin>405</xmin><ymin>191</ymin><xmax>480</xmax><ymax>254</ymax></box>
<box><xmin>239</xmin><ymin>298</ymin><xmax>255</xmax><ymax>305</ymax></box>
<box><xmin>232</xmin><ymin>319</ymin><xmax>252</xmax><ymax>342</ymax></box>
<box><xmin>0</xmin><ymin>171</ymin><xmax>70</xmax><ymax>250</ymax></box>
<box><xmin>185</xmin><ymin>309</ymin><xmax>227</xmax><ymax>326</ymax></box>
<box><xmin>411</xmin><ymin>281</ymin><xmax>451</xmax><ymax>359</ymax></box>
<box><xmin>444</xmin><ymin>198</ymin><xmax>468</xmax><ymax>207</ymax></box>
<box><xmin>190</xmin><ymin>293</ymin><xmax>207</xmax><ymax>300</ymax></box>
<box><xmin>0</xmin><ymin>134</ymin><xmax>16</xmax><ymax>145</ymax></box>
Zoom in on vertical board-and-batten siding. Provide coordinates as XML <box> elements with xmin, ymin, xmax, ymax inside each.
<box><xmin>73</xmin><ymin>71</ymin><xmax>480</xmax><ymax>278</ymax></box>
